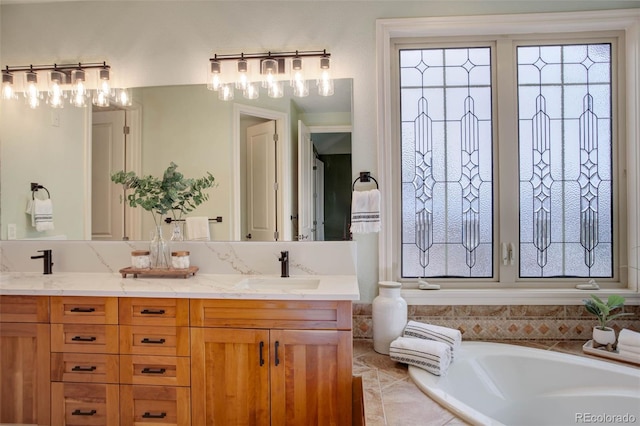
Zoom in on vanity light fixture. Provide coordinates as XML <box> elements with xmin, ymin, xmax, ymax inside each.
<box><xmin>207</xmin><ymin>49</ymin><xmax>334</xmax><ymax>100</ymax></box>
<box><xmin>1</xmin><ymin>61</ymin><xmax>130</xmax><ymax>109</ymax></box>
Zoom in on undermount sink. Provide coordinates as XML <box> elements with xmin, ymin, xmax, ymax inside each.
<box><xmin>235</xmin><ymin>277</ymin><xmax>320</xmax><ymax>290</ymax></box>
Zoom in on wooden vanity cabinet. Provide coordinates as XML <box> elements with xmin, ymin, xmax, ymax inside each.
<box><xmin>190</xmin><ymin>299</ymin><xmax>353</xmax><ymax>426</ymax></box>
<box><xmin>0</xmin><ymin>295</ymin><xmax>51</xmax><ymax>426</ymax></box>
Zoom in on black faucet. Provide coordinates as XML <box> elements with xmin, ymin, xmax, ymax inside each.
<box><xmin>31</xmin><ymin>249</ymin><xmax>53</xmax><ymax>274</ymax></box>
<box><xmin>279</xmin><ymin>251</ymin><xmax>289</xmax><ymax>278</ymax></box>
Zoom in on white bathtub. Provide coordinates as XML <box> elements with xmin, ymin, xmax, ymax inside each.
<box><xmin>409</xmin><ymin>342</ymin><xmax>640</xmax><ymax>426</ymax></box>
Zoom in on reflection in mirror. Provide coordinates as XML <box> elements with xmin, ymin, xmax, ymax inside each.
<box><xmin>0</xmin><ymin>79</ymin><xmax>353</xmax><ymax>241</ymax></box>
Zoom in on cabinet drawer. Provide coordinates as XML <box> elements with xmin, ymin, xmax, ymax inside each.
<box><xmin>0</xmin><ymin>295</ymin><xmax>49</xmax><ymax>323</ymax></box>
<box><xmin>51</xmin><ymin>324</ymin><xmax>119</xmax><ymax>354</ymax></box>
<box><xmin>51</xmin><ymin>352</ymin><xmax>119</xmax><ymax>383</ymax></box>
<box><xmin>51</xmin><ymin>382</ymin><xmax>119</xmax><ymax>426</ymax></box>
<box><xmin>120</xmin><ymin>325</ymin><xmax>189</xmax><ymax>356</ymax></box>
<box><xmin>119</xmin><ymin>298</ymin><xmax>189</xmax><ymax>326</ymax></box>
<box><xmin>51</xmin><ymin>296</ymin><xmax>118</xmax><ymax>324</ymax></box>
<box><xmin>120</xmin><ymin>355</ymin><xmax>190</xmax><ymax>386</ymax></box>
<box><xmin>190</xmin><ymin>299</ymin><xmax>353</xmax><ymax>330</ymax></box>
<box><xmin>120</xmin><ymin>385</ymin><xmax>191</xmax><ymax>426</ymax></box>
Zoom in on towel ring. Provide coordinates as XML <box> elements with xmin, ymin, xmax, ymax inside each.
<box><xmin>352</xmin><ymin>171</ymin><xmax>379</xmax><ymax>191</ymax></box>
<box><xmin>31</xmin><ymin>183</ymin><xmax>50</xmax><ymax>200</ymax></box>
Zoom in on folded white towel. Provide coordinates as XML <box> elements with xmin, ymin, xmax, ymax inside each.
<box><xmin>618</xmin><ymin>329</ymin><xmax>640</xmax><ymax>347</ymax></box>
<box><xmin>186</xmin><ymin>216</ymin><xmax>210</xmax><ymax>241</ymax></box>
<box><xmin>389</xmin><ymin>336</ymin><xmax>451</xmax><ymax>376</ymax></box>
<box><xmin>617</xmin><ymin>348</ymin><xmax>640</xmax><ymax>363</ymax></box>
<box><xmin>350</xmin><ymin>189</ymin><xmax>381</xmax><ymax>234</ymax></box>
<box><xmin>26</xmin><ymin>198</ymin><xmax>54</xmax><ymax>232</ymax></box>
<box><xmin>617</xmin><ymin>343</ymin><xmax>640</xmax><ymax>356</ymax></box>
<box><xmin>403</xmin><ymin>321</ymin><xmax>462</xmax><ymax>359</ymax></box>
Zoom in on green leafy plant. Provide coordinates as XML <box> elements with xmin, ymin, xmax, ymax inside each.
<box><xmin>111</xmin><ymin>162</ymin><xmax>216</xmax><ymax>226</ymax></box>
<box><xmin>583</xmin><ymin>294</ymin><xmax>633</xmax><ymax>330</ymax></box>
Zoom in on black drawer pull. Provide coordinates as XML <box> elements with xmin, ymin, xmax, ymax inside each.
<box><xmin>70</xmin><ymin>307</ymin><xmax>95</xmax><ymax>313</ymax></box>
<box><xmin>142</xmin><ymin>412</ymin><xmax>167</xmax><ymax>419</ymax></box>
<box><xmin>141</xmin><ymin>338</ymin><xmax>166</xmax><ymax>344</ymax></box>
<box><xmin>72</xmin><ymin>409</ymin><xmax>97</xmax><ymax>416</ymax></box>
<box><xmin>141</xmin><ymin>367</ymin><xmax>166</xmax><ymax>374</ymax></box>
<box><xmin>72</xmin><ymin>365</ymin><xmax>97</xmax><ymax>372</ymax></box>
<box><xmin>71</xmin><ymin>336</ymin><xmax>97</xmax><ymax>342</ymax></box>
<box><xmin>140</xmin><ymin>309</ymin><xmax>166</xmax><ymax>315</ymax></box>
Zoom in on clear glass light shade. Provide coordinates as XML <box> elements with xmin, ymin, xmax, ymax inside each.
<box><xmin>2</xmin><ymin>72</ymin><xmax>16</xmax><ymax>100</ymax></box>
<box><xmin>261</xmin><ymin>58</ymin><xmax>279</xmax><ymax>89</ymax></box>
<box><xmin>236</xmin><ymin>59</ymin><xmax>249</xmax><ymax>90</ymax></box>
<box><xmin>47</xmin><ymin>70</ymin><xmax>66</xmax><ymax>108</ymax></box>
<box><xmin>243</xmin><ymin>82</ymin><xmax>259</xmax><ymax>99</ymax></box>
<box><xmin>218</xmin><ymin>83</ymin><xmax>234</xmax><ymax>101</ymax></box>
<box><xmin>24</xmin><ymin>71</ymin><xmax>40</xmax><ymax>109</ymax></box>
<box><xmin>93</xmin><ymin>90</ymin><xmax>110</xmax><ymax>107</ymax></box>
<box><xmin>317</xmin><ymin>56</ymin><xmax>333</xmax><ymax>96</ymax></box>
<box><xmin>207</xmin><ymin>60</ymin><xmax>222</xmax><ymax>91</ymax></box>
<box><xmin>94</xmin><ymin>67</ymin><xmax>112</xmax><ymax>104</ymax></box>
<box><xmin>268</xmin><ymin>81</ymin><xmax>284</xmax><ymax>98</ymax></box>
<box><xmin>71</xmin><ymin>69</ymin><xmax>88</xmax><ymax>107</ymax></box>
<box><xmin>116</xmin><ymin>88</ymin><xmax>132</xmax><ymax>106</ymax></box>
<box><xmin>290</xmin><ymin>58</ymin><xmax>308</xmax><ymax>97</ymax></box>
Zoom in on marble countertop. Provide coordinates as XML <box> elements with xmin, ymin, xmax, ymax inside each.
<box><xmin>0</xmin><ymin>272</ymin><xmax>360</xmax><ymax>301</ymax></box>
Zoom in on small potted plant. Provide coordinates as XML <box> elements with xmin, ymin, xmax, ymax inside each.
<box><xmin>583</xmin><ymin>294</ymin><xmax>633</xmax><ymax>347</ymax></box>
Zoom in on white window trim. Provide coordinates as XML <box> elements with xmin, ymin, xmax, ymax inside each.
<box><xmin>376</xmin><ymin>9</ymin><xmax>640</xmax><ymax>304</ymax></box>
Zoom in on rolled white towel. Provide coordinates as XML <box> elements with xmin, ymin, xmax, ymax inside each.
<box><xmin>403</xmin><ymin>321</ymin><xmax>461</xmax><ymax>359</ymax></box>
<box><xmin>618</xmin><ymin>329</ymin><xmax>640</xmax><ymax>347</ymax></box>
<box><xmin>389</xmin><ymin>336</ymin><xmax>451</xmax><ymax>376</ymax></box>
<box><xmin>617</xmin><ymin>343</ymin><xmax>640</xmax><ymax>356</ymax></box>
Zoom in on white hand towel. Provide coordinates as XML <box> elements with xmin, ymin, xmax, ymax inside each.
<box><xmin>350</xmin><ymin>189</ymin><xmax>381</xmax><ymax>234</ymax></box>
<box><xmin>618</xmin><ymin>329</ymin><xmax>640</xmax><ymax>347</ymax></box>
<box><xmin>616</xmin><ymin>343</ymin><xmax>640</xmax><ymax>356</ymax></box>
<box><xmin>186</xmin><ymin>216</ymin><xmax>210</xmax><ymax>241</ymax></box>
<box><xmin>32</xmin><ymin>198</ymin><xmax>54</xmax><ymax>232</ymax></box>
<box><xmin>389</xmin><ymin>336</ymin><xmax>451</xmax><ymax>376</ymax></box>
<box><xmin>403</xmin><ymin>321</ymin><xmax>462</xmax><ymax>359</ymax></box>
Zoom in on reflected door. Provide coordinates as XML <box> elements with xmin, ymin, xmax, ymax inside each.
<box><xmin>297</xmin><ymin>120</ymin><xmax>314</xmax><ymax>241</ymax></box>
<box><xmin>246</xmin><ymin>120</ymin><xmax>278</xmax><ymax>241</ymax></box>
<box><xmin>314</xmin><ymin>158</ymin><xmax>325</xmax><ymax>241</ymax></box>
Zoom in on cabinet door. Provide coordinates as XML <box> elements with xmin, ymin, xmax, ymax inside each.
<box><xmin>191</xmin><ymin>327</ymin><xmax>270</xmax><ymax>426</ymax></box>
<box><xmin>51</xmin><ymin>382</ymin><xmax>119</xmax><ymax>425</ymax></box>
<box><xmin>0</xmin><ymin>323</ymin><xmax>50</xmax><ymax>425</ymax></box>
<box><xmin>270</xmin><ymin>330</ymin><xmax>353</xmax><ymax>426</ymax></box>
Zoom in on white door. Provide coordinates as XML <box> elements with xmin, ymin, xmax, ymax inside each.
<box><xmin>297</xmin><ymin>120</ymin><xmax>314</xmax><ymax>241</ymax></box>
<box><xmin>92</xmin><ymin>110</ymin><xmax>126</xmax><ymax>240</ymax></box>
<box><xmin>314</xmin><ymin>157</ymin><xmax>325</xmax><ymax>241</ymax></box>
<box><xmin>246</xmin><ymin>120</ymin><xmax>277</xmax><ymax>241</ymax></box>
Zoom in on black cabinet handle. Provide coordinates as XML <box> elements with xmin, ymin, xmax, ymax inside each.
<box><xmin>72</xmin><ymin>365</ymin><xmax>97</xmax><ymax>372</ymax></box>
<box><xmin>142</xmin><ymin>412</ymin><xmax>167</xmax><ymax>419</ymax></box>
<box><xmin>70</xmin><ymin>307</ymin><xmax>95</xmax><ymax>313</ymax></box>
<box><xmin>141</xmin><ymin>367</ymin><xmax>166</xmax><ymax>374</ymax></box>
<box><xmin>72</xmin><ymin>409</ymin><xmax>97</xmax><ymax>416</ymax></box>
<box><xmin>274</xmin><ymin>341</ymin><xmax>280</xmax><ymax>366</ymax></box>
<box><xmin>259</xmin><ymin>341</ymin><xmax>265</xmax><ymax>366</ymax></box>
<box><xmin>71</xmin><ymin>336</ymin><xmax>97</xmax><ymax>342</ymax></box>
<box><xmin>140</xmin><ymin>309</ymin><xmax>165</xmax><ymax>315</ymax></box>
<box><xmin>141</xmin><ymin>338</ymin><xmax>166</xmax><ymax>344</ymax></box>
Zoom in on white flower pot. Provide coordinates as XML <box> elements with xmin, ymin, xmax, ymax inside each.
<box><xmin>592</xmin><ymin>326</ymin><xmax>616</xmax><ymax>346</ymax></box>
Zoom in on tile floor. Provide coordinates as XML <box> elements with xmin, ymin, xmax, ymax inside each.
<box><xmin>353</xmin><ymin>339</ymin><xmax>639</xmax><ymax>426</ymax></box>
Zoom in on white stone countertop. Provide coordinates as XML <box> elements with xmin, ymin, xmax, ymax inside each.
<box><xmin>0</xmin><ymin>272</ymin><xmax>360</xmax><ymax>301</ymax></box>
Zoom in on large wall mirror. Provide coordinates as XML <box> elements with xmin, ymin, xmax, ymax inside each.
<box><xmin>0</xmin><ymin>79</ymin><xmax>352</xmax><ymax>242</ymax></box>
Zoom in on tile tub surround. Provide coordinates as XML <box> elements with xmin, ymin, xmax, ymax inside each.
<box><xmin>353</xmin><ymin>303</ymin><xmax>640</xmax><ymax>340</ymax></box>
<box><xmin>354</xmin><ymin>339</ymin><xmax>640</xmax><ymax>426</ymax></box>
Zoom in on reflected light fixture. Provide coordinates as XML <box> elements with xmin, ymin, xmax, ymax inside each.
<box><xmin>208</xmin><ymin>49</ymin><xmax>334</xmax><ymax>101</ymax></box>
<box><xmin>1</xmin><ymin>61</ymin><xmax>129</xmax><ymax>109</ymax></box>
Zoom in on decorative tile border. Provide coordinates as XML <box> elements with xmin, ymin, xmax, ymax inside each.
<box><xmin>353</xmin><ymin>303</ymin><xmax>640</xmax><ymax>340</ymax></box>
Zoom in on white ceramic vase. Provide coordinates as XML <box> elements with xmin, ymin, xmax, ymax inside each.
<box><xmin>592</xmin><ymin>326</ymin><xmax>616</xmax><ymax>346</ymax></box>
<box><xmin>372</xmin><ymin>281</ymin><xmax>408</xmax><ymax>355</ymax></box>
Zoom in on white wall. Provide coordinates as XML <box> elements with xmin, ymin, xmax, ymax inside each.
<box><xmin>1</xmin><ymin>0</ymin><xmax>636</xmax><ymax>301</ymax></box>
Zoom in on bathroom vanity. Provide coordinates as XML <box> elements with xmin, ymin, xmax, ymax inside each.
<box><xmin>0</xmin><ymin>273</ymin><xmax>359</xmax><ymax>425</ymax></box>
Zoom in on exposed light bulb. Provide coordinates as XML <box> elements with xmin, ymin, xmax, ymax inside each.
<box><xmin>116</xmin><ymin>88</ymin><xmax>132</xmax><ymax>106</ymax></box>
<box><xmin>318</xmin><ymin>56</ymin><xmax>334</xmax><ymax>97</ymax></box>
<box><xmin>243</xmin><ymin>82</ymin><xmax>259</xmax><ymax>100</ymax></box>
<box><xmin>47</xmin><ymin>70</ymin><xmax>66</xmax><ymax>108</ymax></box>
<box><xmin>268</xmin><ymin>81</ymin><xmax>284</xmax><ymax>98</ymax></box>
<box><xmin>2</xmin><ymin>71</ymin><xmax>15</xmax><ymax>100</ymax></box>
<box><xmin>290</xmin><ymin>57</ymin><xmax>308</xmax><ymax>98</ymax></box>
<box><xmin>24</xmin><ymin>71</ymin><xmax>40</xmax><ymax>109</ymax></box>
<box><xmin>71</xmin><ymin>69</ymin><xmax>88</xmax><ymax>107</ymax></box>
<box><xmin>218</xmin><ymin>83</ymin><xmax>234</xmax><ymax>101</ymax></box>
<box><xmin>94</xmin><ymin>66</ymin><xmax>112</xmax><ymax>106</ymax></box>
<box><xmin>207</xmin><ymin>60</ymin><xmax>222</xmax><ymax>91</ymax></box>
<box><xmin>261</xmin><ymin>58</ymin><xmax>278</xmax><ymax>89</ymax></box>
<box><xmin>93</xmin><ymin>89</ymin><xmax>110</xmax><ymax>107</ymax></box>
<box><xmin>236</xmin><ymin>59</ymin><xmax>248</xmax><ymax>91</ymax></box>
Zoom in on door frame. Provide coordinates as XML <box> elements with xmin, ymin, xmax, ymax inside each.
<box><xmin>232</xmin><ymin>104</ymin><xmax>290</xmax><ymax>241</ymax></box>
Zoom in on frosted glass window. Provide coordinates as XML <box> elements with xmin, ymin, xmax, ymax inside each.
<box><xmin>400</xmin><ymin>48</ymin><xmax>493</xmax><ymax>278</ymax></box>
<box><xmin>518</xmin><ymin>44</ymin><xmax>613</xmax><ymax>278</ymax></box>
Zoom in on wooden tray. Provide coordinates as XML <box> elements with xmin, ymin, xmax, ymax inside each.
<box><xmin>119</xmin><ymin>266</ymin><xmax>199</xmax><ymax>279</ymax></box>
<box><xmin>582</xmin><ymin>340</ymin><xmax>640</xmax><ymax>366</ymax></box>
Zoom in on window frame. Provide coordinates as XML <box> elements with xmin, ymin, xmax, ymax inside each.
<box><xmin>376</xmin><ymin>10</ymin><xmax>640</xmax><ymax>296</ymax></box>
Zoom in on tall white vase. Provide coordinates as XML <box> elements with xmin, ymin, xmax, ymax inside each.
<box><xmin>373</xmin><ymin>281</ymin><xmax>408</xmax><ymax>354</ymax></box>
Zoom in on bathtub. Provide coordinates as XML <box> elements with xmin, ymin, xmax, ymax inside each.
<box><xmin>409</xmin><ymin>342</ymin><xmax>640</xmax><ymax>426</ymax></box>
